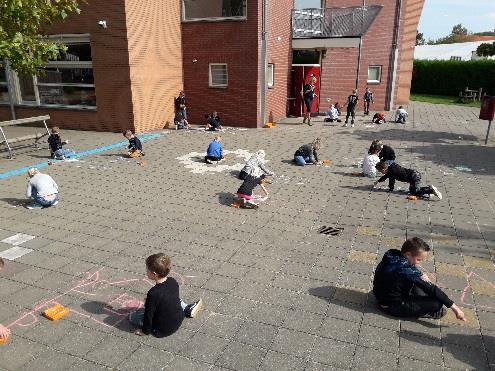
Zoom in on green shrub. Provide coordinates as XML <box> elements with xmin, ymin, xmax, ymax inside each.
<box><xmin>411</xmin><ymin>60</ymin><xmax>495</xmax><ymax>96</ymax></box>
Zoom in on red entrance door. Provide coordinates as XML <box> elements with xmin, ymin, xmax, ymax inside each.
<box><xmin>289</xmin><ymin>65</ymin><xmax>321</xmax><ymax>117</ymax></box>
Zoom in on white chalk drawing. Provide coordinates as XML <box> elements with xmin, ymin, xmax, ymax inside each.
<box><xmin>176</xmin><ymin>149</ymin><xmax>257</xmax><ymax>174</ymax></box>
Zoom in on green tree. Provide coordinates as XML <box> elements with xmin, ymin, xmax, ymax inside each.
<box><xmin>434</xmin><ymin>23</ymin><xmax>470</xmax><ymax>44</ymax></box>
<box><xmin>0</xmin><ymin>0</ymin><xmax>81</xmax><ymax>75</ymax></box>
<box><xmin>416</xmin><ymin>31</ymin><xmax>426</xmax><ymax>46</ymax></box>
<box><xmin>451</xmin><ymin>23</ymin><xmax>468</xmax><ymax>36</ymax></box>
<box><xmin>477</xmin><ymin>42</ymin><xmax>495</xmax><ymax>57</ymax></box>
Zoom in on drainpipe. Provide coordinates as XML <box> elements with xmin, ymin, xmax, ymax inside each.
<box><xmin>259</xmin><ymin>0</ymin><xmax>268</xmax><ymax>127</ymax></box>
<box><xmin>355</xmin><ymin>0</ymin><xmax>365</xmax><ymax>90</ymax></box>
<box><xmin>386</xmin><ymin>0</ymin><xmax>402</xmax><ymax>111</ymax></box>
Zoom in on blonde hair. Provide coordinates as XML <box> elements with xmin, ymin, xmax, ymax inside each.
<box><xmin>27</xmin><ymin>168</ymin><xmax>39</xmax><ymax>177</ymax></box>
<box><xmin>51</xmin><ymin>126</ymin><xmax>60</xmax><ymax>134</ymax></box>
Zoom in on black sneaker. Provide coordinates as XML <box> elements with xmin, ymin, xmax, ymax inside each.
<box><xmin>184</xmin><ymin>299</ymin><xmax>203</xmax><ymax>318</ymax></box>
<box><xmin>422</xmin><ymin>307</ymin><xmax>447</xmax><ymax>319</ymax></box>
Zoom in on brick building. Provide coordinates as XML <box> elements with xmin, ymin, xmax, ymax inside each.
<box><xmin>0</xmin><ymin>0</ymin><xmax>424</xmax><ymax>131</ymax></box>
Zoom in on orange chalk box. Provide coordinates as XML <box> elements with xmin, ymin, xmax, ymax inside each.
<box><xmin>0</xmin><ymin>336</ymin><xmax>9</xmax><ymax>345</ymax></box>
<box><xmin>43</xmin><ymin>304</ymin><xmax>70</xmax><ymax>321</ymax></box>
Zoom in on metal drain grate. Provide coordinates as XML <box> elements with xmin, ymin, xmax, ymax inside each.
<box><xmin>318</xmin><ymin>226</ymin><xmax>344</xmax><ymax>236</ymax></box>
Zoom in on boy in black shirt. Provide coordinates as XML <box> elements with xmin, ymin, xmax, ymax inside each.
<box><xmin>344</xmin><ymin>89</ymin><xmax>359</xmax><ymax>127</ymax></box>
<box><xmin>363</xmin><ymin>87</ymin><xmax>374</xmax><ymax>115</ymax></box>
<box><xmin>130</xmin><ymin>253</ymin><xmax>203</xmax><ymax>337</ymax></box>
<box><xmin>374</xmin><ymin>162</ymin><xmax>442</xmax><ymax>199</ymax></box>
<box><xmin>378</xmin><ymin>142</ymin><xmax>396</xmax><ymax>165</ymax></box>
<box><xmin>47</xmin><ymin>127</ymin><xmax>76</xmax><ymax>159</ymax></box>
<box><xmin>123</xmin><ymin>130</ymin><xmax>144</xmax><ymax>158</ymax></box>
<box><xmin>373</xmin><ymin>237</ymin><xmax>466</xmax><ymax>320</ymax></box>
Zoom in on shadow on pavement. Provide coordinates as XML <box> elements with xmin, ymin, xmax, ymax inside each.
<box><xmin>0</xmin><ymin>197</ymin><xmax>31</xmax><ymax>207</ymax></box>
<box><xmin>217</xmin><ymin>192</ymin><xmax>235</xmax><ymax>206</ymax></box>
<box><xmin>80</xmin><ymin>300</ymin><xmax>139</xmax><ymax>332</ymax></box>
<box><xmin>402</xmin><ymin>329</ymin><xmax>492</xmax><ymax>370</ymax></box>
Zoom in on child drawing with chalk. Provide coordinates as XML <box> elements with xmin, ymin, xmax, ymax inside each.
<box><xmin>0</xmin><ymin>258</ymin><xmax>11</xmax><ymax>342</ymax></box>
<box><xmin>373</xmin><ymin>237</ymin><xmax>466</xmax><ymax>321</ymax></box>
<box><xmin>123</xmin><ymin>130</ymin><xmax>144</xmax><ymax>158</ymax></box>
<box><xmin>293</xmin><ymin>138</ymin><xmax>322</xmax><ymax>166</ymax></box>
<box><xmin>129</xmin><ymin>253</ymin><xmax>203</xmax><ymax>337</ymax></box>
<box><xmin>234</xmin><ymin>174</ymin><xmax>272</xmax><ymax>209</ymax></box>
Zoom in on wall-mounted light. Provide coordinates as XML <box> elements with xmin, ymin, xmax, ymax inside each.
<box><xmin>98</xmin><ymin>20</ymin><xmax>108</xmax><ymax>29</ymax></box>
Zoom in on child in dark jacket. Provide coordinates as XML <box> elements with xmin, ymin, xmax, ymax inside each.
<box><xmin>374</xmin><ymin>162</ymin><xmax>443</xmax><ymax>199</ymax></box>
<box><xmin>373</xmin><ymin>237</ymin><xmax>466</xmax><ymax>320</ymax></box>
<box><xmin>293</xmin><ymin>138</ymin><xmax>322</xmax><ymax>166</ymax></box>
<box><xmin>234</xmin><ymin>174</ymin><xmax>271</xmax><ymax>209</ymax></box>
<box><xmin>130</xmin><ymin>253</ymin><xmax>202</xmax><ymax>337</ymax></box>
<box><xmin>377</xmin><ymin>142</ymin><xmax>395</xmax><ymax>165</ymax></box>
<box><xmin>47</xmin><ymin>127</ymin><xmax>76</xmax><ymax>159</ymax></box>
<box><xmin>123</xmin><ymin>130</ymin><xmax>144</xmax><ymax>158</ymax></box>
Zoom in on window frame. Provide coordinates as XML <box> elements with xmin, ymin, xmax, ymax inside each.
<box><xmin>182</xmin><ymin>0</ymin><xmax>247</xmax><ymax>22</ymax></box>
<box><xmin>5</xmin><ymin>34</ymin><xmax>97</xmax><ymax>110</ymax></box>
<box><xmin>209</xmin><ymin>63</ymin><xmax>228</xmax><ymax>88</ymax></box>
<box><xmin>0</xmin><ymin>65</ymin><xmax>9</xmax><ymax>103</ymax></box>
<box><xmin>267</xmin><ymin>63</ymin><xmax>274</xmax><ymax>88</ymax></box>
<box><xmin>367</xmin><ymin>65</ymin><xmax>382</xmax><ymax>84</ymax></box>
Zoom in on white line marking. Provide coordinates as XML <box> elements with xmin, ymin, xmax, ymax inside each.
<box><xmin>0</xmin><ymin>246</ymin><xmax>34</xmax><ymax>260</ymax></box>
<box><xmin>1</xmin><ymin>233</ymin><xmax>36</xmax><ymax>246</ymax></box>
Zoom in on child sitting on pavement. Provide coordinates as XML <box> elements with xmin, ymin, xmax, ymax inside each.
<box><xmin>395</xmin><ymin>105</ymin><xmax>408</xmax><ymax>124</ymax></box>
<box><xmin>0</xmin><ymin>258</ymin><xmax>12</xmax><ymax>341</ymax></box>
<box><xmin>234</xmin><ymin>174</ymin><xmax>272</xmax><ymax>209</ymax></box>
<box><xmin>293</xmin><ymin>138</ymin><xmax>323</xmax><ymax>166</ymax></box>
<box><xmin>324</xmin><ymin>104</ymin><xmax>342</xmax><ymax>123</ymax></box>
<box><xmin>373</xmin><ymin>237</ymin><xmax>466</xmax><ymax>321</ymax></box>
<box><xmin>362</xmin><ymin>142</ymin><xmax>381</xmax><ymax>177</ymax></box>
<box><xmin>174</xmin><ymin>113</ymin><xmax>191</xmax><ymax>130</ymax></box>
<box><xmin>26</xmin><ymin>168</ymin><xmax>59</xmax><ymax>208</ymax></box>
<box><xmin>205</xmin><ymin>112</ymin><xmax>222</xmax><ymax>131</ymax></box>
<box><xmin>374</xmin><ymin>161</ymin><xmax>442</xmax><ymax>199</ymax></box>
<box><xmin>376</xmin><ymin>141</ymin><xmax>396</xmax><ymax>166</ymax></box>
<box><xmin>239</xmin><ymin>150</ymin><xmax>274</xmax><ymax>180</ymax></box>
<box><xmin>130</xmin><ymin>253</ymin><xmax>203</xmax><ymax>337</ymax></box>
<box><xmin>47</xmin><ymin>127</ymin><xmax>76</xmax><ymax>159</ymax></box>
<box><xmin>205</xmin><ymin>134</ymin><xmax>223</xmax><ymax>164</ymax></box>
<box><xmin>123</xmin><ymin>130</ymin><xmax>144</xmax><ymax>158</ymax></box>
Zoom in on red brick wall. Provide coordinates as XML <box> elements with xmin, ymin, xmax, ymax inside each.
<box><xmin>0</xmin><ymin>0</ymin><xmax>134</xmax><ymax>132</ymax></box>
<box><xmin>320</xmin><ymin>0</ymin><xmax>423</xmax><ymax>111</ymax></box>
<box><xmin>265</xmin><ymin>0</ymin><xmax>293</xmax><ymax>123</ymax></box>
<box><xmin>181</xmin><ymin>3</ymin><xmax>260</xmax><ymax>127</ymax></box>
<box><xmin>125</xmin><ymin>0</ymin><xmax>183</xmax><ymax>133</ymax></box>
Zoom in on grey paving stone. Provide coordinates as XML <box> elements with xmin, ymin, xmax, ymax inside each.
<box><xmin>215</xmin><ymin>341</ymin><xmax>267</xmax><ymax>370</ymax></box>
<box><xmin>259</xmin><ymin>351</ymin><xmax>305</xmax><ymax>371</ymax></box>
<box><xmin>310</xmin><ymin>336</ymin><xmax>356</xmax><ymax>368</ymax></box>
<box><xmin>352</xmin><ymin>346</ymin><xmax>398</xmax><ymax>370</ymax></box>
<box><xmin>178</xmin><ymin>332</ymin><xmax>230</xmax><ymax>364</ymax></box>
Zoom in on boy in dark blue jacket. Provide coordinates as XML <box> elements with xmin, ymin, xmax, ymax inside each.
<box><xmin>205</xmin><ymin>135</ymin><xmax>223</xmax><ymax>164</ymax></box>
<box><xmin>373</xmin><ymin>237</ymin><xmax>466</xmax><ymax>320</ymax></box>
<box><xmin>123</xmin><ymin>130</ymin><xmax>144</xmax><ymax>158</ymax></box>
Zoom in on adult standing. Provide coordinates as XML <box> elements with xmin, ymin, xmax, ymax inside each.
<box><xmin>26</xmin><ymin>168</ymin><xmax>59</xmax><ymax>208</ymax></box>
<box><xmin>175</xmin><ymin>91</ymin><xmax>188</xmax><ymax>125</ymax></box>
<box><xmin>302</xmin><ymin>75</ymin><xmax>317</xmax><ymax>126</ymax></box>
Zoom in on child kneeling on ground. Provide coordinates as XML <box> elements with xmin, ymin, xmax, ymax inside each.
<box><xmin>123</xmin><ymin>130</ymin><xmax>144</xmax><ymax>158</ymax></box>
<box><xmin>372</xmin><ymin>112</ymin><xmax>386</xmax><ymax>125</ymax></box>
<box><xmin>373</xmin><ymin>237</ymin><xmax>465</xmax><ymax>321</ymax></box>
<box><xmin>234</xmin><ymin>174</ymin><xmax>271</xmax><ymax>209</ymax></box>
<box><xmin>293</xmin><ymin>138</ymin><xmax>323</xmax><ymax>166</ymax></box>
<box><xmin>374</xmin><ymin>161</ymin><xmax>443</xmax><ymax>200</ymax></box>
<box><xmin>130</xmin><ymin>253</ymin><xmax>203</xmax><ymax>337</ymax></box>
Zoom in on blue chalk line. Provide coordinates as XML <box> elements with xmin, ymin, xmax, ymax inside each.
<box><xmin>0</xmin><ymin>133</ymin><xmax>161</xmax><ymax>180</ymax></box>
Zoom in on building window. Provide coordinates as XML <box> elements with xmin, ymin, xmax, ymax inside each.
<box><xmin>183</xmin><ymin>0</ymin><xmax>246</xmax><ymax>21</ymax></box>
<box><xmin>0</xmin><ymin>66</ymin><xmax>9</xmax><ymax>103</ymax></box>
<box><xmin>8</xmin><ymin>35</ymin><xmax>96</xmax><ymax>108</ymax></box>
<box><xmin>267</xmin><ymin>64</ymin><xmax>274</xmax><ymax>88</ymax></box>
<box><xmin>209</xmin><ymin>64</ymin><xmax>228</xmax><ymax>88</ymax></box>
<box><xmin>367</xmin><ymin>65</ymin><xmax>382</xmax><ymax>84</ymax></box>
<box><xmin>450</xmin><ymin>56</ymin><xmax>462</xmax><ymax>61</ymax></box>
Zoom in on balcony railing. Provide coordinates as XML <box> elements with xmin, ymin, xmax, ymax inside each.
<box><xmin>292</xmin><ymin>6</ymin><xmax>382</xmax><ymax>39</ymax></box>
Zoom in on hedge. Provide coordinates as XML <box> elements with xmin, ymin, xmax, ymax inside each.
<box><xmin>411</xmin><ymin>60</ymin><xmax>495</xmax><ymax>96</ymax></box>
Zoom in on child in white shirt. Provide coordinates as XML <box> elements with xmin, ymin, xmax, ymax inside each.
<box><xmin>362</xmin><ymin>142</ymin><xmax>381</xmax><ymax>177</ymax></box>
<box><xmin>395</xmin><ymin>106</ymin><xmax>408</xmax><ymax>124</ymax></box>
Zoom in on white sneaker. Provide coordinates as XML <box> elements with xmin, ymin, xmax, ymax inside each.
<box><xmin>344</xmin><ymin>123</ymin><xmax>348</xmax><ymax>127</ymax></box>
<box><xmin>351</xmin><ymin>124</ymin><xmax>355</xmax><ymax>128</ymax></box>
<box><xmin>431</xmin><ymin>185</ymin><xmax>442</xmax><ymax>200</ymax></box>
<box><xmin>52</xmin><ymin>200</ymin><xmax>59</xmax><ymax>206</ymax></box>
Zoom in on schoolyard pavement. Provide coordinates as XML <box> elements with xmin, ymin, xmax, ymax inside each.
<box><xmin>0</xmin><ymin>101</ymin><xmax>494</xmax><ymax>370</ymax></box>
